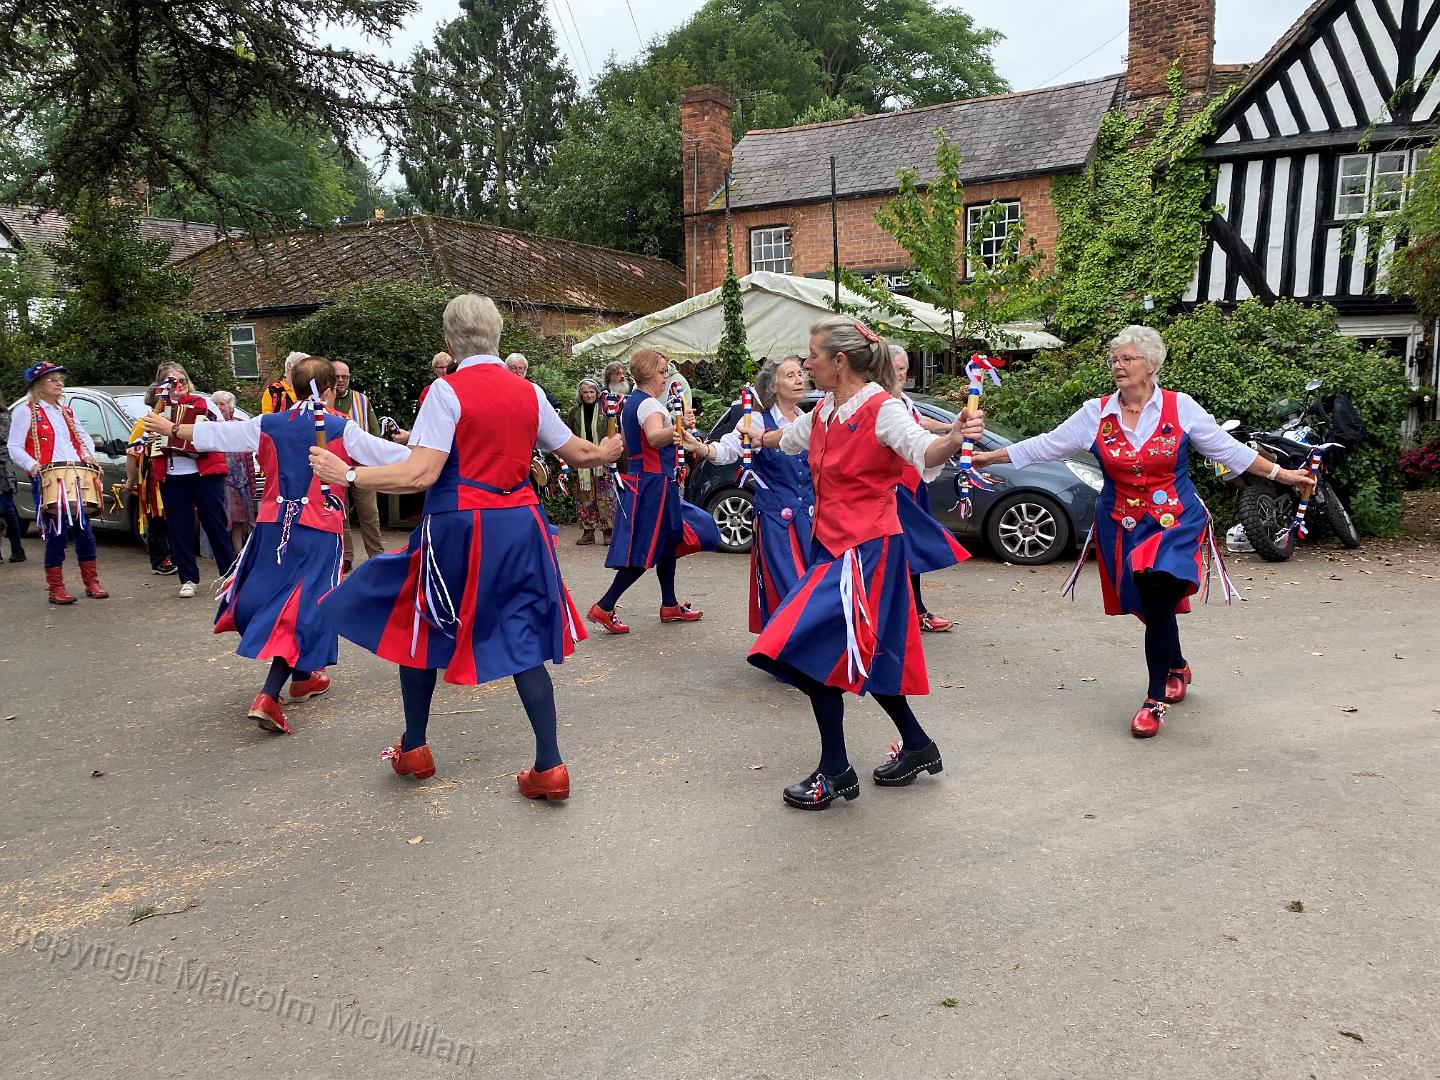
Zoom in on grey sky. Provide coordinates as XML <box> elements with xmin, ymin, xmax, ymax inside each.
<box><xmin>349</xmin><ymin>0</ymin><xmax>1313</xmax><ymax>172</ymax></box>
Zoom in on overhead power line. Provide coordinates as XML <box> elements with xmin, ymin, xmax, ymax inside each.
<box><xmin>1031</xmin><ymin>26</ymin><xmax>1125</xmax><ymax>91</ymax></box>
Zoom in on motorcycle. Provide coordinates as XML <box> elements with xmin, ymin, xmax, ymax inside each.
<box><xmin>1208</xmin><ymin>377</ymin><xmax>1361</xmax><ymax>562</ymax></box>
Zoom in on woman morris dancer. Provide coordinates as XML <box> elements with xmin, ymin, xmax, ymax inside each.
<box><xmin>739</xmin><ymin>316</ymin><xmax>984</xmax><ymax>810</ymax></box>
<box><xmin>145</xmin><ymin>356</ymin><xmax>410</xmax><ymax>735</ymax></box>
<box><xmin>310</xmin><ymin>294</ymin><xmax>623</xmax><ymax>798</ymax></box>
<box><xmin>679</xmin><ymin>354</ymin><xmax>814</xmax><ymax>632</ymax></box>
<box><xmin>586</xmin><ymin>348</ymin><xmax>720</xmax><ymax>635</ymax></box>
<box><xmin>971</xmin><ymin>325</ymin><xmax>1316</xmax><ymax>738</ymax></box>
<box><xmin>889</xmin><ymin>345</ymin><xmax>968</xmax><ymax>633</ymax></box>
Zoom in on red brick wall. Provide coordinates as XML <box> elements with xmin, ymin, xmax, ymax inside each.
<box><xmin>1127</xmin><ymin>0</ymin><xmax>1215</xmax><ymax>102</ymax></box>
<box><xmin>680</xmin><ymin>86</ymin><xmax>733</xmax><ymax>218</ymax></box>
<box><xmin>685</xmin><ymin>174</ymin><xmax>1062</xmax><ymax>296</ymax></box>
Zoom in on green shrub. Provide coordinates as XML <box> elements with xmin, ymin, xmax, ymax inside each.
<box><xmin>981</xmin><ymin>300</ymin><xmax>1409</xmax><ymax>535</ymax></box>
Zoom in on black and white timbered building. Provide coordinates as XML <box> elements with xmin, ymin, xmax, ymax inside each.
<box><xmin>1185</xmin><ymin>0</ymin><xmax>1439</xmax><ymax>413</ymax></box>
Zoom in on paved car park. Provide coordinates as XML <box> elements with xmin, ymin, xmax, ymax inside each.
<box><xmin>1</xmin><ymin>531</ymin><xmax>1437</xmax><ymax>1078</ymax></box>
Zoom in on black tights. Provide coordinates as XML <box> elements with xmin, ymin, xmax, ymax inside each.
<box><xmin>398</xmin><ymin>663</ymin><xmax>562</xmax><ymax>771</ymax></box>
<box><xmin>910</xmin><ymin>574</ymin><xmax>926</xmax><ymax>615</ymax></box>
<box><xmin>1135</xmin><ymin>572</ymin><xmax>1188</xmax><ymax>701</ymax></box>
<box><xmin>598</xmin><ymin>555</ymin><xmax>678</xmax><ymax>611</ymax></box>
<box><xmin>261</xmin><ymin>657</ymin><xmax>311</xmax><ymax>700</ymax></box>
<box><xmin>771</xmin><ymin>661</ymin><xmax>931</xmax><ymax>776</ymax></box>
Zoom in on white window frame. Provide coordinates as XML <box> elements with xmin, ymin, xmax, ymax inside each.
<box><xmin>1336</xmin><ymin>151</ymin><xmax>1418</xmax><ymax>218</ymax></box>
<box><xmin>748</xmin><ymin>226</ymin><xmax>794</xmax><ymax>275</ymax></box>
<box><xmin>228</xmin><ymin>324</ymin><xmax>259</xmax><ymax>380</ymax></box>
<box><xmin>965</xmin><ymin>200</ymin><xmax>1023</xmax><ymax>275</ymax></box>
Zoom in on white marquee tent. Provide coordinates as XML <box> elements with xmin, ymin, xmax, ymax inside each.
<box><xmin>571</xmin><ymin>270</ymin><xmax>1062</xmax><ymax>362</ymax></box>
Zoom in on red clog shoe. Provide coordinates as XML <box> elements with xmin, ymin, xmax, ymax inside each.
<box><xmin>586</xmin><ymin>604</ymin><xmax>630</xmax><ymax>634</ymax></box>
<box><xmin>289</xmin><ymin>670</ymin><xmax>332</xmax><ymax>702</ymax></box>
<box><xmin>1130</xmin><ymin>699</ymin><xmax>1167</xmax><ymax>739</ymax></box>
<box><xmin>659</xmin><ymin>602</ymin><xmax>703</xmax><ymax>623</ymax></box>
<box><xmin>381</xmin><ymin>742</ymin><xmax>436</xmax><ymax>780</ymax></box>
<box><xmin>248</xmin><ymin>693</ymin><xmax>292</xmax><ymax>735</ymax></box>
<box><xmin>1163</xmin><ymin>664</ymin><xmax>1192</xmax><ymax>704</ymax></box>
<box><xmin>919</xmin><ymin>611</ymin><xmax>952</xmax><ymax>633</ymax></box>
<box><xmin>517</xmin><ymin>763</ymin><xmax>570</xmax><ymax>801</ymax></box>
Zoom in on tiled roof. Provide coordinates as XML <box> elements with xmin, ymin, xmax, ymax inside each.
<box><xmin>714</xmin><ymin>75</ymin><xmax>1123</xmax><ymax>211</ymax></box>
<box><xmin>180</xmin><ymin>215</ymin><xmax>687</xmax><ymax>318</ymax></box>
<box><xmin>0</xmin><ymin>206</ymin><xmax>232</xmax><ymax>274</ymax></box>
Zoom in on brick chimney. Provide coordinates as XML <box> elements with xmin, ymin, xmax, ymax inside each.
<box><xmin>680</xmin><ymin>85</ymin><xmax>733</xmax><ymax>216</ymax></box>
<box><xmin>1127</xmin><ymin>0</ymin><xmax>1216</xmax><ymax>105</ymax></box>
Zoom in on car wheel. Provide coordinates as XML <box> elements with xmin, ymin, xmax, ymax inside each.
<box><xmin>705</xmin><ymin>488</ymin><xmax>754</xmax><ymax>554</ymax></box>
<box><xmin>985</xmin><ymin>492</ymin><xmax>1071</xmax><ymax>565</ymax></box>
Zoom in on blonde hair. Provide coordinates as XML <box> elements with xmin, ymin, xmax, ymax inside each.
<box><xmin>810</xmin><ymin>315</ymin><xmax>895</xmax><ymax>388</ymax></box>
<box><xmin>629</xmin><ymin>349</ymin><xmax>668</xmax><ymax>386</ymax></box>
<box><xmin>443</xmin><ymin>294</ymin><xmax>503</xmax><ymax>359</ymax></box>
<box><xmin>432</xmin><ymin>351</ymin><xmax>454</xmax><ymax>375</ymax></box>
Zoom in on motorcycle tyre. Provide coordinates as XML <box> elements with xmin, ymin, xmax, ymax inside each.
<box><xmin>1237</xmin><ymin>483</ymin><xmax>1298</xmax><ymax>562</ymax></box>
<box><xmin>1320</xmin><ymin>480</ymin><xmax>1360</xmax><ymax>548</ymax></box>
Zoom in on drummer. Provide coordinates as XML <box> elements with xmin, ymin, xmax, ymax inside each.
<box><xmin>5</xmin><ymin>361</ymin><xmax>109</xmax><ymax>604</ymax></box>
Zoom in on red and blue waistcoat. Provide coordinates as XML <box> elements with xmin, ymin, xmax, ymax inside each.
<box><xmin>1092</xmin><ymin>390</ymin><xmax>1198</xmax><ymax>533</ymax></box>
<box><xmin>620</xmin><ymin>390</ymin><xmax>676</xmax><ymax>476</ymax></box>
<box><xmin>808</xmin><ymin>393</ymin><xmax>904</xmax><ymax>553</ymax></box>
<box><xmin>256</xmin><ymin>407</ymin><xmax>353</xmax><ymax>534</ymax></box>
<box><xmin>24</xmin><ymin>402</ymin><xmax>87</xmax><ymax>466</ymax></box>
<box><xmin>423</xmin><ymin>364</ymin><xmax>540</xmax><ymax>514</ymax></box>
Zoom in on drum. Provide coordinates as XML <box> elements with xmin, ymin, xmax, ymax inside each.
<box><xmin>39</xmin><ymin>462</ymin><xmax>104</xmax><ymax>516</ymax></box>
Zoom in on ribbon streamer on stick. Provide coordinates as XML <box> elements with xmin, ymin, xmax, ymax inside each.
<box><xmin>601</xmin><ymin>391</ymin><xmax>628</xmax><ymax>520</ymax></box>
<box><xmin>1289</xmin><ymin>444</ymin><xmax>1335</xmax><ymax>540</ymax></box>
<box><xmin>952</xmin><ymin>353</ymin><xmax>1004</xmax><ymax>517</ymax></box>
<box><xmin>739</xmin><ymin>385</ymin><xmax>756</xmax><ymax>472</ymax></box>
<box><xmin>668</xmin><ymin>380</ymin><xmax>688</xmax><ymax>485</ymax></box>
<box><xmin>307</xmin><ymin>379</ymin><xmax>346</xmax><ymax>514</ymax></box>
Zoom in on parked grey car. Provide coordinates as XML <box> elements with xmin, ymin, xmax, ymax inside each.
<box><xmin>9</xmin><ymin>385</ymin><xmax>252</xmax><ymax>536</ymax></box>
<box><xmin>686</xmin><ymin>391</ymin><xmax>1101</xmax><ymax>565</ymax></box>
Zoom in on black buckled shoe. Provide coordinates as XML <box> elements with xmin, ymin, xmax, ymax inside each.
<box><xmin>782</xmin><ymin>767</ymin><xmax>860</xmax><ymax>810</ymax></box>
<box><xmin>872</xmin><ymin>740</ymin><xmax>943</xmax><ymax>786</ymax></box>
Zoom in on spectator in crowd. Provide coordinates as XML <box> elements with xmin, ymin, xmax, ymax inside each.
<box><xmin>261</xmin><ymin>352</ymin><xmax>307</xmax><ymax>414</ymax></box>
<box><xmin>388</xmin><ymin>352</ymin><xmax>456</xmax><ymax>445</ymax></box>
<box><xmin>566</xmin><ymin>377</ymin><xmax>618</xmax><ymax>545</ymax></box>
<box><xmin>124</xmin><ymin>411</ymin><xmax>176</xmax><ymax>576</ymax></box>
<box><xmin>604</xmin><ymin>361</ymin><xmax>629</xmax><ymax>397</ymax></box>
<box><xmin>331</xmin><ymin>360</ymin><xmax>385</xmax><ymax>571</ymax></box>
<box><xmin>212</xmin><ymin>390</ymin><xmax>257</xmax><ymax>555</ymax></box>
<box><xmin>0</xmin><ymin>404</ymin><xmax>26</xmax><ymax>564</ymax></box>
<box><xmin>506</xmin><ymin>352</ymin><xmax>561</xmax><ymax>409</ymax></box>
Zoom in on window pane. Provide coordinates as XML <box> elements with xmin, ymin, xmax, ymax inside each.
<box><xmin>63</xmin><ymin>395</ymin><xmax>110</xmax><ymax>449</ymax></box>
<box><xmin>966</xmin><ymin>200</ymin><xmax>1022</xmax><ymax>272</ymax></box>
<box><xmin>1338</xmin><ymin>155</ymin><xmax>1370</xmax><ymax>178</ymax></box>
<box><xmin>1375</xmin><ymin>151</ymin><xmax>1407</xmax><ymax>176</ymax></box>
<box><xmin>228</xmin><ymin>324</ymin><xmax>256</xmax><ymax>346</ymax></box>
<box><xmin>749</xmin><ymin>227</ymin><xmax>793</xmax><ymax>274</ymax></box>
<box><xmin>231</xmin><ymin>344</ymin><xmax>259</xmax><ymax>379</ymax></box>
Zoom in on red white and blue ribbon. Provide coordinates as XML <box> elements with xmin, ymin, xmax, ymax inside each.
<box><xmin>601</xmin><ymin>391</ymin><xmax>627</xmax><ymax>520</ymax></box>
<box><xmin>667</xmin><ymin>380</ymin><xmax>688</xmax><ymax>484</ymax></box>
<box><xmin>1290</xmin><ymin>445</ymin><xmax>1333</xmax><ymax>539</ymax></box>
<box><xmin>304</xmin><ymin>380</ymin><xmax>346</xmax><ymax>514</ymax></box>
<box><xmin>953</xmin><ymin>353</ymin><xmax>1004</xmax><ymax>518</ymax></box>
<box><xmin>739</xmin><ymin>385</ymin><xmax>755</xmax><ymax>472</ymax></box>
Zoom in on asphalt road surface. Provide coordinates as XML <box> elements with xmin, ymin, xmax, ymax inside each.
<box><xmin>1</xmin><ymin>528</ymin><xmax>1437</xmax><ymax>1079</ymax></box>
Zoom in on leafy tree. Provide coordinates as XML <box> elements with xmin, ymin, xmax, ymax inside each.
<box><xmin>40</xmin><ymin>196</ymin><xmax>233</xmax><ymax>392</ymax></box>
<box><xmin>536</xmin><ymin>0</ymin><xmax>1006</xmax><ymax>262</ymax></box>
<box><xmin>398</xmin><ymin>0</ymin><xmax>575</xmax><ymax>226</ymax></box>
<box><xmin>150</xmin><ymin>111</ymin><xmax>356</xmax><ymax>227</ymax></box>
<box><xmin>1384</xmin><ymin>139</ymin><xmax>1439</xmax><ymax>320</ymax></box>
<box><xmin>853</xmin><ymin>133</ymin><xmax>1045</xmax><ymax>366</ymax></box>
<box><xmin>0</xmin><ymin>0</ymin><xmax>413</xmax><ymax>225</ymax></box>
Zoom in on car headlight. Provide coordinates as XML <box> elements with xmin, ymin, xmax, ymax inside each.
<box><xmin>1065</xmin><ymin>460</ymin><xmax>1104</xmax><ymax>491</ymax></box>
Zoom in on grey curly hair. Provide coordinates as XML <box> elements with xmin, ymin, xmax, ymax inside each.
<box><xmin>752</xmin><ymin>354</ymin><xmax>803</xmax><ymax>411</ymax></box>
<box><xmin>1108</xmin><ymin>325</ymin><xmax>1167</xmax><ymax>374</ymax></box>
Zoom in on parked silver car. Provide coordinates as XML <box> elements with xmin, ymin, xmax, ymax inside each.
<box><xmin>9</xmin><ymin>385</ymin><xmax>252</xmax><ymax>536</ymax></box>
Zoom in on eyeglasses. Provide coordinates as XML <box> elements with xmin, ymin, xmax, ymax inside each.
<box><xmin>1108</xmin><ymin>354</ymin><xmax>1144</xmax><ymax>368</ymax></box>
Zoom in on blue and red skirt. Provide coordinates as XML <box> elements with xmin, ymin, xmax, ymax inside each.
<box><xmin>896</xmin><ymin>482</ymin><xmax>970</xmax><ymax>574</ymax></box>
<box><xmin>606</xmin><ymin>472</ymin><xmax>720</xmax><ymax>570</ymax></box>
<box><xmin>319</xmin><ymin>504</ymin><xmax>584</xmax><ymax>685</ymax></box>
<box><xmin>749</xmin><ymin>506</ymin><xmax>811</xmax><ymax>633</ymax></box>
<box><xmin>749</xmin><ymin>533</ymin><xmax>928</xmax><ymax>697</ymax></box>
<box><xmin>215</xmin><ymin>521</ymin><xmax>342</xmax><ymax>672</ymax></box>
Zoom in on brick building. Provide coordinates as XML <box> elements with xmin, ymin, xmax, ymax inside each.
<box><xmin>181</xmin><ymin>214</ymin><xmax>686</xmax><ymax>382</ymax></box>
<box><xmin>678</xmin><ymin>0</ymin><xmax>1252</xmax><ymax>361</ymax></box>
